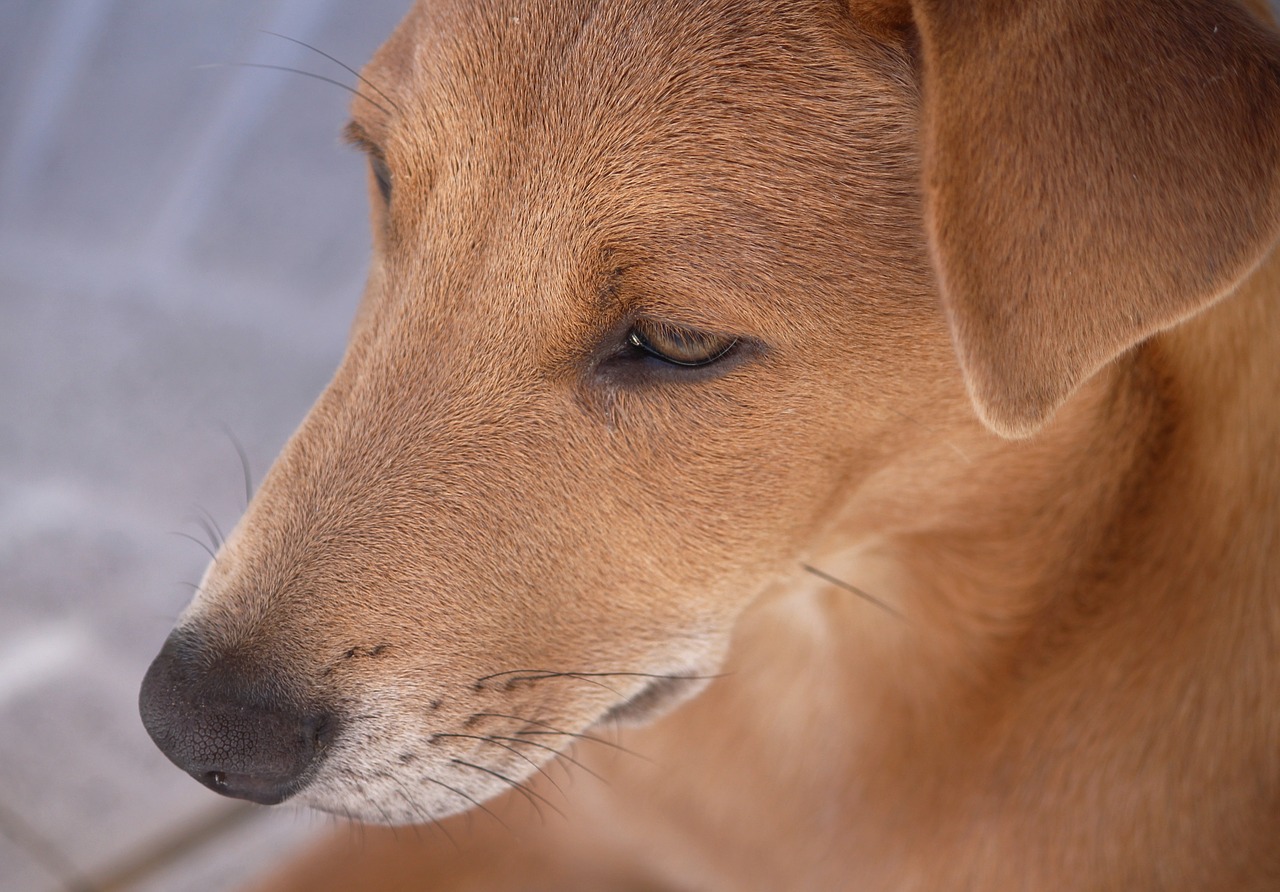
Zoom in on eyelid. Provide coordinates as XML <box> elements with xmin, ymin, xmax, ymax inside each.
<box><xmin>369</xmin><ymin>155</ymin><xmax>392</xmax><ymax>204</ymax></box>
<box><xmin>344</xmin><ymin>121</ymin><xmax>393</xmax><ymax>204</ymax></box>
<box><xmin>628</xmin><ymin>319</ymin><xmax>739</xmax><ymax>367</ymax></box>
<box><xmin>342</xmin><ymin>119</ymin><xmax>380</xmax><ymax>154</ymax></box>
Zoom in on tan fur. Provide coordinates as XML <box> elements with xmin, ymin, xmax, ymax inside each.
<box><xmin>147</xmin><ymin>1</ymin><xmax>1280</xmax><ymax>889</ymax></box>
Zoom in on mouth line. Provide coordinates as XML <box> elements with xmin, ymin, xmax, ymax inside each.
<box><xmin>597</xmin><ymin>674</ymin><xmax>705</xmax><ymax>726</ymax></box>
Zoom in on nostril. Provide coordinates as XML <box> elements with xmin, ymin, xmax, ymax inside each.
<box><xmin>176</xmin><ymin>712</ymin><xmax>335</xmax><ymax>805</ymax></box>
<box><xmin>187</xmin><ymin>712</ymin><xmax>335</xmax><ymax>805</ymax></box>
<box><xmin>139</xmin><ymin>631</ymin><xmax>339</xmax><ymax>806</ymax></box>
<box><xmin>195</xmin><ymin>767</ymin><xmax>294</xmax><ymax>805</ymax></box>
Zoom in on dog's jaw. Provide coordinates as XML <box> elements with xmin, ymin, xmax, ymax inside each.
<box><xmin>286</xmin><ymin>650</ymin><xmax>728</xmax><ymax>823</ymax></box>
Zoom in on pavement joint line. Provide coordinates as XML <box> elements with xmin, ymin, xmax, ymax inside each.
<box><xmin>0</xmin><ymin>234</ymin><xmax>363</xmax><ymax>361</ymax></box>
<box><xmin>143</xmin><ymin>0</ymin><xmax>341</xmax><ymax>262</ymax></box>
<box><xmin>0</xmin><ymin>620</ymin><xmax>90</xmax><ymax>710</ymax></box>
<box><xmin>0</xmin><ymin>795</ymin><xmax>97</xmax><ymax>892</ymax></box>
<box><xmin>86</xmin><ymin>802</ymin><xmax>262</xmax><ymax>892</ymax></box>
<box><xmin>0</xmin><ymin>0</ymin><xmax>114</xmax><ymax>221</ymax></box>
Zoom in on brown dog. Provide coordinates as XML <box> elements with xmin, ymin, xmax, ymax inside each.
<box><xmin>141</xmin><ymin>1</ymin><xmax>1280</xmax><ymax>888</ymax></box>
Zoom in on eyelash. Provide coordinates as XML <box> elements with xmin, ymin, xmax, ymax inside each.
<box><xmin>624</xmin><ymin>319</ymin><xmax>739</xmax><ymax>368</ymax></box>
<box><xmin>370</xmin><ymin>156</ymin><xmax>392</xmax><ymax>205</ymax></box>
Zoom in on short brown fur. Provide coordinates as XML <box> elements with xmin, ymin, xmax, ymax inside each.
<box><xmin>147</xmin><ymin>1</ymin><xmax>1280</xmax><ymax>889</ymax></box>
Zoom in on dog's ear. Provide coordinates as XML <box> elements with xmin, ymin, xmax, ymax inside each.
<box><xmin>876</xmin><ymin>0</ymin><xmax>1280</xmax><ymax>437</ymax></box>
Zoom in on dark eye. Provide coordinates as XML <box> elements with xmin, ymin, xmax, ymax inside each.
<box><xmin>370</xmin><ymin>155</ymin><xmax>392</xmax><ymax>205</ymax></box>
<box><xmin>626</xmin><ymin>320</ymin><xmax>738</xmax><ymax>367</ymax></box>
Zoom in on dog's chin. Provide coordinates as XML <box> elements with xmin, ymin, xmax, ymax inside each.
<box><xmin>290</xmin><ymin>673</ymin><xmax>716</xmax><ymax>824</ymax></box>
<box><xmin>596</xmin><ymin>674</ymin><xmax>712</xmax><ymax>727</ymax></box>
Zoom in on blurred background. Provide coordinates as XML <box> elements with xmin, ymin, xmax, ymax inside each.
<box><xmin>0</xmin><ymin>0</ymin><xmax>412</xmax><ymax>889</ymax></box>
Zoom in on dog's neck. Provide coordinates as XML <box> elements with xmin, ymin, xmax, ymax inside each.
<box><xmin>804</xmin><ymin>244</ymin><xmax>1280</xmax><ymax>717</ymax></box>
<box><xmin>699</xmin><ymin>248</ymin><xmax>1280</xmax><ymax>882</ymax></box>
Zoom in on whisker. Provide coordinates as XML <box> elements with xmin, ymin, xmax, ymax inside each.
<box><xmin>388</xmin><ymin>777</ymin><xmax>458</xmax><ymax>851</ymax></box>
<box><xmin>475</xmin><ymin>712</ymin><xmax>653</xmax><ymax>763</ymax></box>
<box><xmin>194</xmin><ymin>506</ymin><xmax>225</xmax><ymax>550</ymax></box>
<box><xmin>801</xmin><ymin>563</ymin><xmax>904</xmax><ymax>620</ymax></box>
<box><xmin>196</xmin><ymin>62</ymin><xmax>393</xmax><ymax>116</ymax></box>
<box><xmin>450</xmin><ymin>759</ymin><xmax>564</xmax><ymax>820</ymax></box>
<box><xmin>419</xmin><ymin>775</ymin><xmax>510</xmax><ymax>832</ymax></box>
<box><xmin>331</xmin><ymin>803</ymin><xmax>361</xmax><ymax>847</ymax></box>
<box><xmin>433</xmin><ymin>733</ymin><xmax>566</xmax><ymax>800</ymax></box>
<box><xmin>218</xmin><ymin>422</ymin><xmax>254</xmax><ymax>507</ymax></box>
<box><xmin>407</xmin><ymin>793</ymin><xmax>463</xmax><ymax>849</ymax></box>
<box><xmin>476</xmin><ymin>669</ymin><xmax>725</xmax><ymax>700</ymax></box>
<box><xmin>258</xmin><ymin>31</ymin><xmax>401</xmax><ymax>114</ymax></box>
<box><xmin>478</xmin><ymin>669</ymin><xmax>724</xmax><ymax>684</ymax></box>
<box><xmin>490</xmin><ymin>735</ymin><xmax>608</xmax><ymax>783</ymax></box>
<box><xmin>170</xmin><ymin>530</ymin><xmax>218</xmax><ymax>562</ymax></box>
<box><xmin>886</xmin><ymin>406</ymin><xmax>972</xmax><ymax>464</ymax></box>
<box><xmin>482</xmin><ymin>670</ymin><xmax>624</xmax><ymax>696</ymax></box>
<box><xmin>368</xmin><ymin>796</ymin><xmax>399</xmax><ymax>829</ymax></box>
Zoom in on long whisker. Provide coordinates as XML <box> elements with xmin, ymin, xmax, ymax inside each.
<box><xmin>219</xmin><ymin>422</ymin><xmax>254</xmax><ymax>507</ymax></box>
<box><xmin>384</xmin><ymin>775</ymin><xmax>455</xmax><ymax>850</ymax></box>
<box><xmin>419</xmin><ymin>775</ymin><xmax>510</xmax><ymax>832</ymax></box>
<box><xmin>474</xmin><ymin>712</ymin><xmax>653</xmax><ymax>763</ymax></box>
<box><xmin>170</xmin><ymin>530</ymin><xmax>218</xmax><ymax>562</ymax></box>
<box><xmin>337</xmin><ymin>806</ymin><xmax>361</xmax><ymax>846</ymax></box>
<box><xmin>194</xmin><ymin>507</ymin><xmax>225</xmax><ymax>550</ymax></box>
<box><xmin>490</xmin><ymin>735</ymin><xmax>608</xmax><ymax>783</ymax></box>
<box><xmin>801</xmin><ymin>563</ymin><xmax>905</xmax><ymax>620</ymax></box>
<box><xmin>886</xmin><ymin>406</ymin><xmax>972</xmax><ymax>464</ymax></box>
<box><xmin>258</xmin><ymin>31</ymin><xmax>401</xmax><ymax>113</ymax></box>
<box><xmin>479</xmin><ymin>671</ymin><xmax>624</xmax><ymax>696</ymax></box>
<box><xmin>450</xmin><ymin>759</ymin><xmax>564</xmax><ymax>820</ymax></box>
<box><xmin>433</xmin><ymin>733</ymin><xmax>566</xmax><ymax>799</ymax></box>
<box><xmin>477</xmin><ymin>669</ymin><xmax>725</xmax><ymax>684</ymax></box>
<box><xmin>196</xmin><ymin>62</ymin><xmax>393</xmax><ymax>116</ymax></box>
<box><xmin>476</xmin><ymin>670</ymin><xmax>726</xmax><ymax>701</ymax></box>
<box><xmin>368</xmin><ymin>796</ymin><xmax>400</xmax><ymax>829</ymax></box>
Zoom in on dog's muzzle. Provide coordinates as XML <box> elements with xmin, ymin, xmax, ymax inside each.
<box><xmin>138</xmin><ymin>631</ymin><xmax>335</xmax><ymax>805</ymax></box>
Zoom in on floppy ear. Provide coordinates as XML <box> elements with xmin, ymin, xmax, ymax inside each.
<box><xmin>894</xmin><ymin>0</ymin><xmax>1280</xmax><ymax>437</ymax></box>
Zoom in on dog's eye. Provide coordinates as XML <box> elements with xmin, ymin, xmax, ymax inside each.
<box><xmin>370</xmin><ymin>155</ymin><xmax>392</xmax><ymax>205</ymax></box>
<box><xmin>626</xmin><ymin>320</ymin><xmax>738</xmax><ymax>367</ymax></box>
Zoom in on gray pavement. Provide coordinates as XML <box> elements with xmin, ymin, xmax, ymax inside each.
<box><xmin>0</xmin><ymin>1</ymin><xmax>412</xmax><ymax>889</ymax></box>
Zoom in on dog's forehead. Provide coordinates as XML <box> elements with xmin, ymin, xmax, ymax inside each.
<box><xmin>369</xmin><ymin>0</ymin><xmax>839</xmax><ymax>99</ymax></box>
<box><xmin>356</xmin><ymin>0</ymin><xmax>921</xmax><ymax>320</ymax></box>
<box><xmin>361</xmin><ymin>0</ymin><xmax>905</xmax><ymax>165</ymax></box>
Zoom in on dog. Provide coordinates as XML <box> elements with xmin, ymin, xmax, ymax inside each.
<box><xmin>140</xmin><ymin>0</ymin><xmax>1280</xmax><ymax>888</ymax></box>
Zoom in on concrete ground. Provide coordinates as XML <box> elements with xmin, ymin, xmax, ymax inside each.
<box><xmin>0</xmin><ymin>1</ymin><xmax>411</xmax><ymax>889</ymax></box>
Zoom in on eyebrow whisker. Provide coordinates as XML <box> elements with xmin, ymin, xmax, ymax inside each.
<box><xmin>197</xmin><ymin>62</ymin><xmax>393</xmax><ymax>116</ymax></box>
<box><xmin>258</xmin><ymin>30</ymin><xmax>402</xmax><ymax>114</ymax></box>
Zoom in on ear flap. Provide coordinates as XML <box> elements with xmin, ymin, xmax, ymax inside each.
<box><xmin>903</xmin><ymin>0</ymin><xmax>1280</xmax><ymax>437</ymax></box>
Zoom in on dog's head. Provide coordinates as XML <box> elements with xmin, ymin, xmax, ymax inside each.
<box><xmin>140</xmin><ymin>0</ymin><xmax>1280</xmax><ymax>821</ymax></box>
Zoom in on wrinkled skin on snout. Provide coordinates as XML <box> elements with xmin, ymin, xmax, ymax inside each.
<box><xmin>140</xmin><ymin>0</ymin><xmax>961</xmax><ymax>822</ymax></box>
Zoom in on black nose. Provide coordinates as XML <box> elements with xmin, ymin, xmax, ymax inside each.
<box><xmin>138</xmin><ymin>631</ymin><xmax>333</xmax><ymax>805</ymax></box>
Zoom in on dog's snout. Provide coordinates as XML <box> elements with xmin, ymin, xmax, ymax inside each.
<box><xmin>138</xmin><ymin>632</ymin><xmax>333</xmax><ymax>806</ymax></box>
